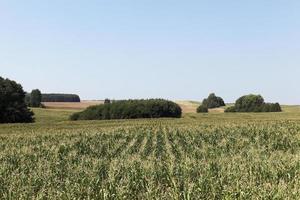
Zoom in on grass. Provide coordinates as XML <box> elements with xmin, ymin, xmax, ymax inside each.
<box><xmin>0</xmin><ymin>106</ymin><xmax>300</xmax><ymax>199</ymax></box>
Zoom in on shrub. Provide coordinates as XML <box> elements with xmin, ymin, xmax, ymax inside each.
<box><xmin>202</xmin><ymin>93</ymin><xmax>225</xmax><ymax>109</ymax></box>
<box><xmin>30</xmin><ymin>89</ymin><xmax>42</xmax><ymax>107</ymax></box>
<box><xmin>271</xmin><ymin>103</ymin><xmax>282</xmax><ymax>112</ymax></box>
<box><xmin>226</xmin><ymin>94</ymin><xmax>282</xmax><ymax>113</ymax></box>
<box><xmin>42</xmin><ymin>94</ymin><xmax>80</xmax><ymax>102</ymax></box>
<box><xmin>260</xmin><ymin>103</ymin><xmax>282</xmax><ymax>112</ymax></box>
<box><xmin>0</xmin><ymin>77</ymin><xmax>34</xmax><ymax>123</ymax></box>
<box><xmin>104</xmin><ymin>99</ymin><xmax>111</xmax><ymax>104</ymax></box>
<box><xmin>197</xmin><ymin>105</ymin><xmax>208</xmax><ymax>113</ymax></box>
<box><xmin>235</xmin><ymin>94</ymin><xmax>264</xmax><ymax>112</ymax></box>
<box><xmin>69</xmin><ymin>112</ymin><xmax>80</xmax><ymax>121</ymax></box>
<box><xmin>224</xmin><ymin>106</ymin><xmax>236</xmax><ymax>112</ymax></box>
<box><xmin>70</xmin><ymin>99</ymin><xmax>182</xmax><ymax>120</ymax></box>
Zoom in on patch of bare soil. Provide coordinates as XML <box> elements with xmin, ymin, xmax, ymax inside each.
<box><xmin>43</xmin><ymin>100</ymin><xmax>104</xmax><ymax>110</ymax></box>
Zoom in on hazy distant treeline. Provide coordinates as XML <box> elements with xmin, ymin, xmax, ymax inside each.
<box><xmin>26</xmin><ymin>93</ymin><xmax>80</xmax><ymax>103</ymax></box>
<box><xmin>41</xmin><ymin>94</ymin><xmax>81</xmax><ymax>102</ymax></box>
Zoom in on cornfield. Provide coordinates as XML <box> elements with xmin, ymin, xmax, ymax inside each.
<box><xmin>1</xmin><ymin>110</ymin><xmax>300</xmax><ymax>199</ymax></box>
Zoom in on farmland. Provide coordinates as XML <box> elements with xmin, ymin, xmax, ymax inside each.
<box><xmin>43</xmin><ymin>100</ymin><xmax>201</xmax><ymax>113</ymax></box>
<box><xmin>1</xmin><ymin>107</ymin><xmax>300</xmax><ymax>199</ymax></box>
<box><xmin>42</xmin><ymin>100</ymin><xmax>104</xmax><ymax>110</ymax></box>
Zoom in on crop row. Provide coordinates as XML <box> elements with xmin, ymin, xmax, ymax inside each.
<box><xmin>0</xmin><ymin>121</ymin><xmax>300</xmax><ymax>199</ymax></box>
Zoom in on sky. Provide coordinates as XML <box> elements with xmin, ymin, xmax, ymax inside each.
<box><xmin>0</xmin><ymin>0</ymin><xmax>299</xmax><ymax>104</ymax></box>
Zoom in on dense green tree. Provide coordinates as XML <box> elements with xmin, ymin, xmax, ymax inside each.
<box><xmin>30</xmin><ymin>89</ymin><xmax>42</xmax><ymax>107</ymax></box>
<box><xmin>25</xmin><ymin>92</ymin><xmax>31</xmax><ymax>106</ymax></box>
<box><xmin>0</xmin><ymin>77</ymin><xmax>34</xmax><ymax>123</ymax></box>
<box><xmin>226</xmin><ymin>94</ymin><xmax>282</xmax><ymax>113</ymax></box>
<box><xmin>202</xmin><ymin>93</ymin><xmax>225</xmax><ymax>109</ymax></box>
<box><xmin>272</xmin><ymin>103</ymin><xmax>282</xmax><ymax>112</ymax></box>
<box><xmin>224</xmin><ymin>106</ymin><xmax>236</xmax><ymax>112</ymax></box>
<box><xmin>197</xmin><ymin>105</ymin><xmax>208</xmax><ymax>113</ymax></box>
<box><xmin>70</xmin><ymin>99</ymin><xmax>182</xmax><ymax>120</ymax></box>
<box><xmin>235</xmin><ymin>94</ymin><xmax>264</xmax><ymax>112</ymax></box>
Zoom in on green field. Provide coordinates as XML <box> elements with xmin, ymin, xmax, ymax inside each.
<box><xmin>1</xmin><ymin>106</ymin><xmax>300</xmax><ymax>199</ymax></box>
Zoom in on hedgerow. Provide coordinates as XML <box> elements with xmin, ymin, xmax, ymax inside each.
<box><xmin>70</xmin><ymin>99</ymin><xmax>182</xmax><ymax>120</ymax></box>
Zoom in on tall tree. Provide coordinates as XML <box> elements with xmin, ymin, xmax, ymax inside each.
<box><xmin>201</xmin><ymin>93</ymin><xmax>225</xmax><ymax>109</ymax></box>
<box><xmin>30</xmin><ymin>89</ymin><xmax>42</xmax><ymax>107</ymax></box>
<box><xmin>0</xmin><ymin>77</ymin><xmax>34</xmax><ymax>123</ymax></box>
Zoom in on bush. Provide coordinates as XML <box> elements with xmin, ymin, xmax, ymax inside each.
<box><xmin>235</xmin><ymin>94</ymin><xmax>264</xmax><ymax>112</ymax></box>
<box><xmin>202</xmin><ymin>93</ymin><xmax>225</xmax><ymax>109</ymax></box>
<box><xmin>197</xmin><ymin>105</ymin><xmax>208</xmax><ymax>113</ymax></box>
<box><xmin>226</xmin><ymin>94</ymin><xmax>282</xmax><ymax>113</ymax></box>
<box><xmin>271</xmin><ymin>103</ymin><xmax>282</xmax><ymax>112</ymax></box>
<box><xmin>0</xmin><ymin>77</ymin><xmax>34</xmax><ymax>123</ymax></box>
<box><xmin>104</xmin><ymin>99</ymin><xmax>111</xmax><ymax>104</ymax></box>
<box><xmin>30</xmin><ymin>89</ymin><xmax>42</xmax><ymax>107</ymax></box>
<box><xmin>69</xmin><ymin>112</ymin><xmax>80</xmax><ymax>121</ymax></box>
<box><xmin>70</xmin><ymin>99</ymin><xmax>182</xmax><ymax>120</ymax></box>
<box><xmin>42</xmin><ymin>94</ymin><xmax>80</xmax><ymax>102</ymax></box>
<box><xmin>224</xmin><ymin>106</ymin><xmax>236</xmax><ymax>113</ymax></box>
<box><xmin>259</xmin><ymin>103</ymin><xmax>282</xmax><ymax>112</ymax></box>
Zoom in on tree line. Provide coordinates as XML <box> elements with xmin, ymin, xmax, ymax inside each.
<box><xmin>41</xmin><ymin>94</ymin><xmax>80</xmax><ymax>102</ymax></box>
<box><xmin>197</xmin><ymin>93</ymin><xmax>282</xmax><ymax>113</ymax></box>
<box><xmin>26</xmin><ymin>93</ymin><xmax>81</xmax><ymax>104</ymax></box>
<box><xmin>0</xmin><ymin>76</ymin><xmax>283</xmax><ymax>123</ymax></box>
<box><xmin>70</xmin><ymin>99</ymin><xmax>182</xmax><ymax>121</ymax></box>
<box><xmin>0</xmin><ymin>77</ymin><xmax>83</xmax><ymax>123</ymax></box>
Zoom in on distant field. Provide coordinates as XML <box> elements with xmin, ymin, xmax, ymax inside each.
<box><xmin>43</xmin><ymin>100</ymin><xmax>299</xmax><ymax>114</ymax></box>
<box><xmin>175</xmin><ymin>101</ymin><xmax>230</xmax><ymax>113</ymax></box>
<box><xmin>43</xmin><ymin>100</ymin><xmax>104</xmax><ymax>110</ymax></box>
<box><xmin>175</xmin><ymin>100</ymin><xmax>200</xmax><ymax>113</ymax></box>
<box><xmin>43</xmin><ymin>100</ymin><xmax>201</xmax><ymax>113</ymax></box>
<box><xmin>43</xmin><ymin>100</ymin><xmax>200</xmax><ymax>113</ymax></box>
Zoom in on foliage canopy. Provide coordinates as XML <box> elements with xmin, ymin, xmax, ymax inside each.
<box><xmin>202</xmin><ymin>93</ymin><xmax>225</xmax><ymax>109</ymax></box>
<box><xmin>197</xmin><ymin>105</ymin><xmax>208</xmax><ymax>113</ymax></box>
<box><xmin>225</xmin><ymin>94</ymin><xmax>282</xmax><ymax>112</ymax></box>
<box><xmin>197</xmin><ymin>93</ymin><xmax>225</xmax><ymax>113</ymax></box>
<box><xmin>0</xmin><ymin>77</ymin><xmax>34</xmax><ymax>123</ymax></box>
<box><xmin>70</xmin><ymin>99</ymin><xmax>182</xmax><ymax>120</ymax></box>
<box><xmin>30</xmin><ymin>89</ymin><xmax>42</xmax><ymax>107</ymax></box>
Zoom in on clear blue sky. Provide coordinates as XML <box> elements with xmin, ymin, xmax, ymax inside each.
<box><xmin>1</xmin><ymin>1</ymin><xmax>299</xmax><ymax>104</ymax></box>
